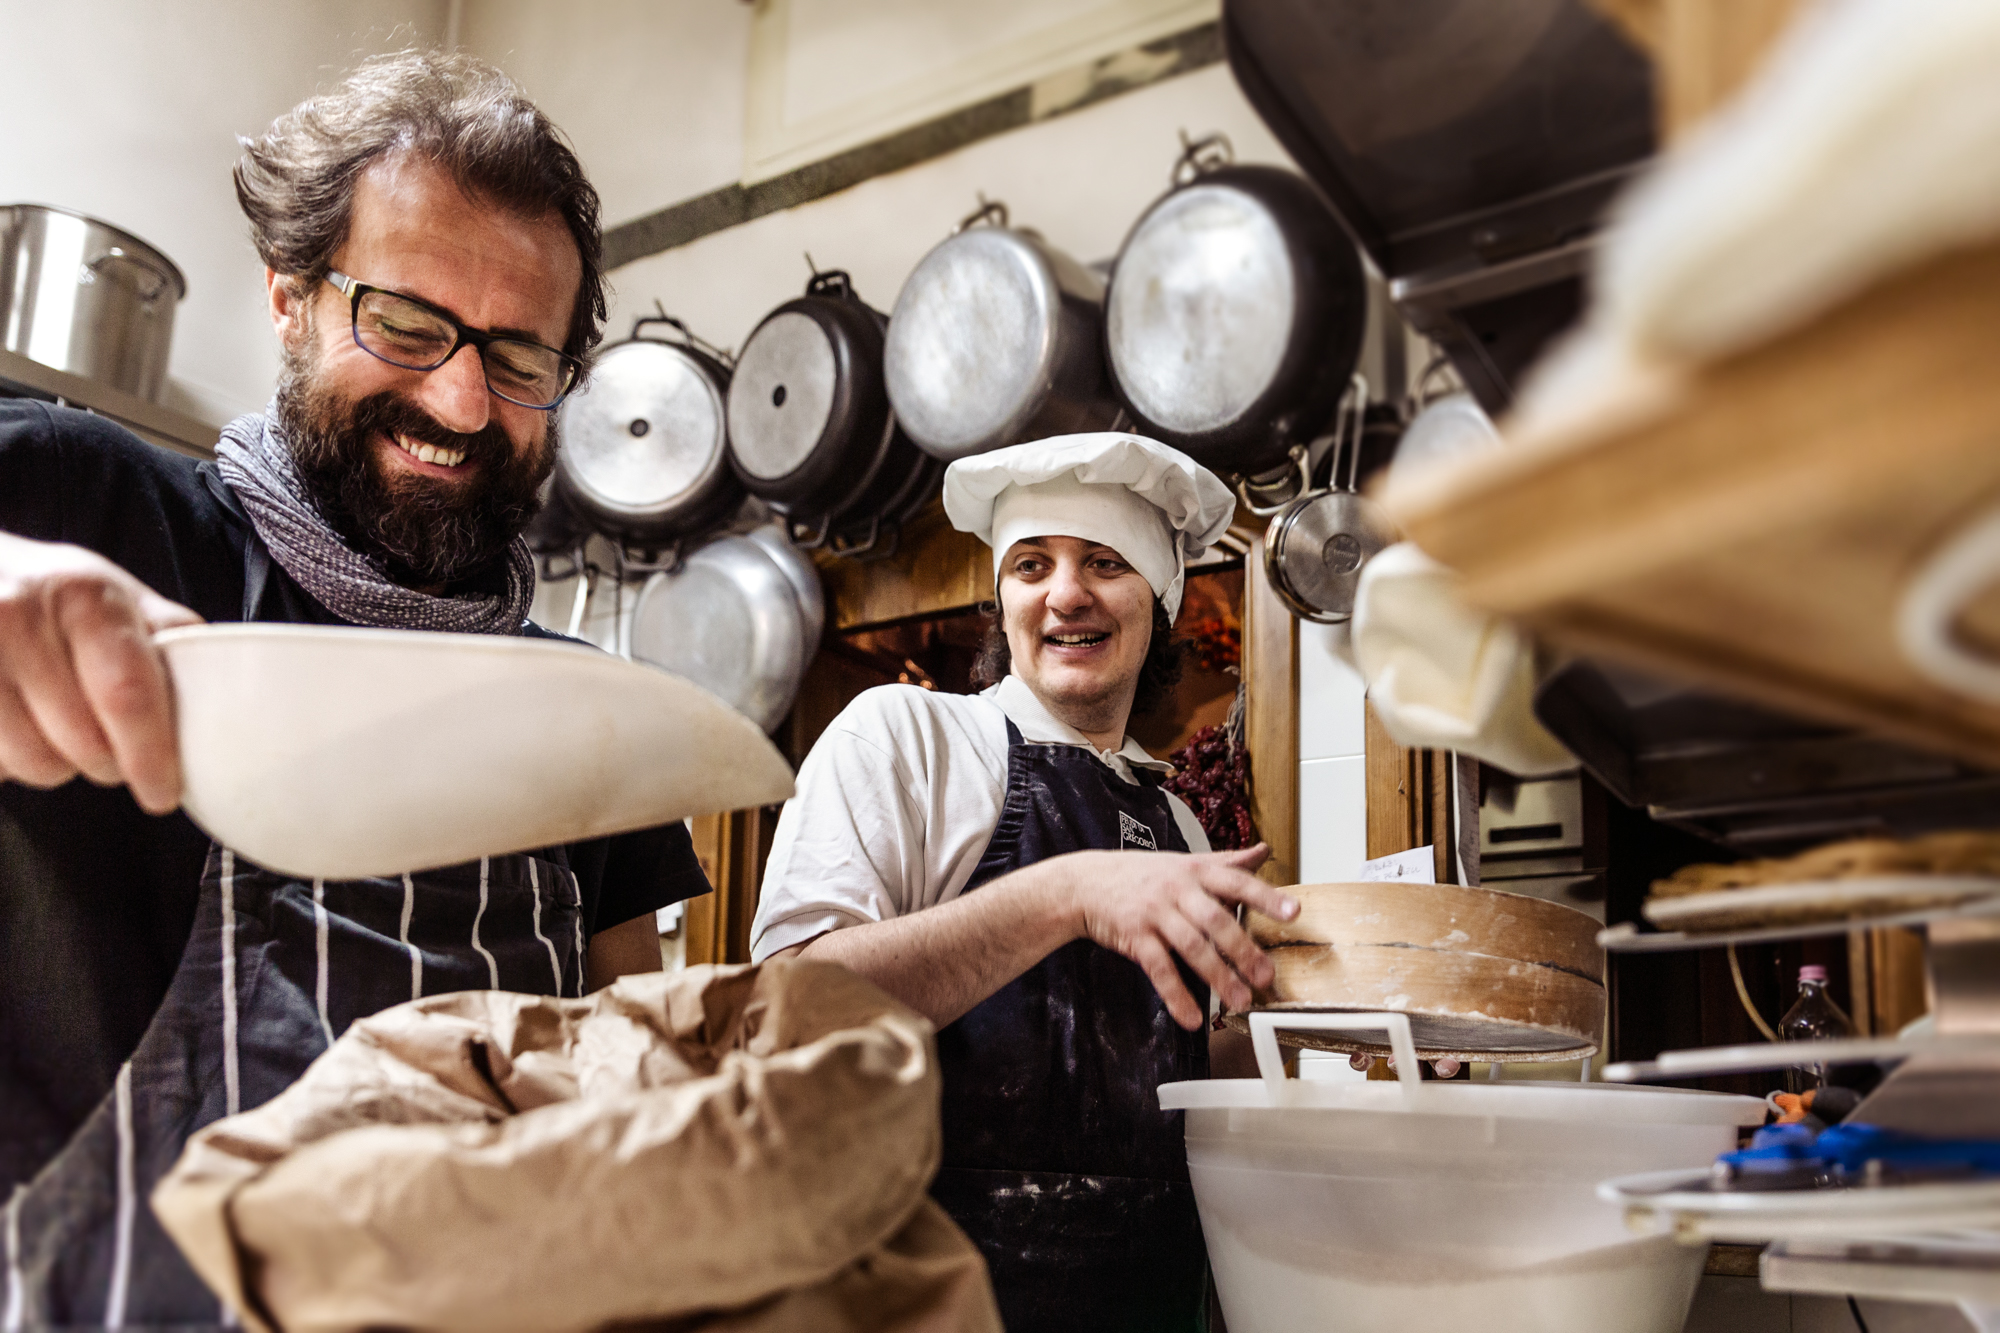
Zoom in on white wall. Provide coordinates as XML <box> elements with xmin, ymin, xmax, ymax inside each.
<box><xmin>599</xmin><ymin>62</ymin><xmax>1303</xmax><ymax>355</ymax></box>
<box><xmin>0</xmin><ymin>0</ymin><xmax>448</xmax><ymax>424</ymax></box>
<box><xmin>1298</xmin><ymin>622</ymin><xmax>1368</xmax><ymax>884</ymax></box>
<box><xmin>457</xmin><ymin>1</ymin><xmax>752</xmax><ymax>228</ymax></box>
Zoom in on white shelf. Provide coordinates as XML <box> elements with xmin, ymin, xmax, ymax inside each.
<box><xmin>1598</xmin><ymin>893</ymin><xmax>2000</xmax><ymax>952</ymax></box>
<box><xmin>0</xmin><ymin>346</ymin><xmax>217</xmax><ymax>459</ymax></box>
<box><xmin>1603</xmin><ymin>1168</ymin><xmax>2000</xmax><ymax>1245</ymax></box>
<box><xmin>1762</xmin><ymin>1237</ymin><xmax>2000</xmax><ymax>1330</ymax></box>
<box><xmin>1602</xmin><ymin>1033</ymin><xmax>1999</xmax><ymax>1083</ymax></box>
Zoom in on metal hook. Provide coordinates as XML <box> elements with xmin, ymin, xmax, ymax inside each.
<box><xmin>1172</xmin><ymin>129</ymin><xmax>1235</xmax><ymax>186</ymax></box>
<box><xmin>1412</xmin><ymin>354</ymin><xmax>1461</xmax><ymax>413</ymax></box>
<box><xmin>953</xmin><ymin>194</ymin><xmax>1010</xmax><ymax>234</ymax></box>
<box><xmin>1235</xmin><ymin>444</ymin><xmax>1313</xmax><ymax>516</ymax></box>
<box><xmin>634</xmin><ymin>304</ymin><xmax>734</xmax><ymax>366</ymax></box>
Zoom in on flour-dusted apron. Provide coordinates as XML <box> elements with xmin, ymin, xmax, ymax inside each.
<box><xmin>1</xmin><ymin>848</ymin><xmax>585</xmax><ymax>1329</ymax></box>
<box><xmin>930</xmin><ymin>719</ymin><xmax>1210</xmax><ymax>1333</ymax></box>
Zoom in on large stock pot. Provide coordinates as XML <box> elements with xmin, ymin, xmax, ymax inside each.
<box><xmin>0</xmin><ymin>205</ymin><xmax>187</xmax><ymax>401</ymax></box>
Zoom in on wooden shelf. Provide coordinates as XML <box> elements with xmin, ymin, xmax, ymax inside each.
<box><xmin>1381</xmin><ymin>239</ymin><xmax>2000</xmax><ymax>769</ymax></box>
<box><xmin>0</xmin><ymin>346</ymin><xmax>218</xmax><ymax>459</ymax></box>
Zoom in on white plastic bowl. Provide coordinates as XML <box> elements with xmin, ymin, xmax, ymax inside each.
<box><xmin>1160</xmin><ymin>1013</ymin><xmax>1765</xmax><ymax>1333</ymax></box>
<box><xmin>160</xmin><ymin>624</ymin><xmax>795</xmax><ymax>879</ymax></box>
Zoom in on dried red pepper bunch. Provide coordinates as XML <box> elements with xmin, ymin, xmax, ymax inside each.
<box><xmin>1164</xmin><ymin>723</ymin><xmax>1258</xmax><ymax>851</ymax></box>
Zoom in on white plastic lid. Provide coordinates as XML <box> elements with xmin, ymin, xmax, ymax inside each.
<box><xmin>1160</xmin><ymin>1011</ymin><xmax>1766</xmax><ymax>1127</ymax></box>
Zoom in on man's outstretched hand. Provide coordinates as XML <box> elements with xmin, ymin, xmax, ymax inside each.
<box><xmin>1062</xmin><ymin>842</ymin><xmax>1296</xmax><ymax>1029</ymax></box>
<box><xmin>0</xmin><ymin>532</ymin><xmax>201</xmax><ymax>814</ymax></box>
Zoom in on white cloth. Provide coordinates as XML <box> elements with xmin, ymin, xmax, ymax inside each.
<box><xmin>749</xmin><ymin>675</ymin><xmax>1210</xmax><ymax>962</ymax></box>
<box><xmin>1599</xmin><ymin>0</ymin><xmax>2000</xmax><ymax>361</ymax></box>
<box><xmin>942</xmin><ymin>433</ymin><xmax>1236</xmax><ymax>620</ymax></box>
<box><xmin>1351</xmin><ymin>543</ymin><xmax>1576</xmax><ymax>778</ymax></box>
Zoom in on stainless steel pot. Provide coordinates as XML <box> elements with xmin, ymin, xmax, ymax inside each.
<box><xmin>0</xmin><ymin>204</ymin><xmax>186</xmax><ymax>402</ymax></box>
<box><xmin>1263</xmin><ymin>382</ymin><xmax>1397</xmax><ymax>623</ymax></box>
<box><xmin>884</xmin><ymin>200</ymin><xmax>1122</xmax><ymax>462</ymax></box>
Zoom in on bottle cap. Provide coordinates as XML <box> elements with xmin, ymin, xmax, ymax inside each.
<box><xmin>1799</xmin><ymin>965</ymin><xmax>1829</xmax><ymax>983</ymax></box>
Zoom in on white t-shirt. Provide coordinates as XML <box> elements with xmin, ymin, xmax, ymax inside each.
<box><xmin>749</xmin><ymin>674</ymin><xmax>1211</xmax><ymax>961</ymax></box>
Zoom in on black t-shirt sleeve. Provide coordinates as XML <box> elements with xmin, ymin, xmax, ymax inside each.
<box><xmin>565</xmin><ymin>822</ymin><xmax>711</xmax><ymax>937</ymax></box>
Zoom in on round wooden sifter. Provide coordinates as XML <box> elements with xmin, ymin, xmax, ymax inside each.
<box><xmin>1221</xmin><ymin>881</ymin><xmax>1606</xmax><ymax>1062</ymax></box>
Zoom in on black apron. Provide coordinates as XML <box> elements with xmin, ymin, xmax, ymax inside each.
<box><xmin>0</xmin><ymin>509</ymin><xmax>588</xmax><ymax>1330</ymax></box>
<box><xmin>931</xmin><ymin>719</ymin><xmax>1210</xmax><ymax>1333</ymax></box>
<box><xmin>1</xmin><ymin>850</ymin><xmax>585</xmax><ymax>1329</ymax></box>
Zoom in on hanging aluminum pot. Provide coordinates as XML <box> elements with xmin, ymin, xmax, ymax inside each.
<box><xmin>1105</xmin><ymin>135</ymin><xmax>1367</xmax><ymax>479</ymax></box>
<box><xmin>554</xmin><ymin>315</ymin><xmax>742</xmax><ymax>545</ymax></box>
<box><xmin>627</xmin><ymin>533</ymin><xmax>810</xmax><ymax>735</ymax></box>
<box><xmin>1264</xmin><ymin>380</ymin><xmax>1398</xmax><ymax>624</ymax></box>
<box><xmin>727</xmin><ymin>269</ymin><xmax>940</xmax><ymax>556</ymax></box>
<box><xmin>884</xmin><ymin>200</ymin><xmax>1123</xmax><ymax>463</ymax></box>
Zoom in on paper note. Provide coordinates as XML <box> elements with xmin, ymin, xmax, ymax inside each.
<box><xmin>1360</xmin><ymin>846</ymin><xmax>1436</xmax><ymax>884</ymax></box>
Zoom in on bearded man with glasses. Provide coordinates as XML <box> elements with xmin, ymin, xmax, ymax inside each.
<box><xmin>0</xmin><ymin>53</ymin><xmax>710</xmax><ymax>1324</ymax></box>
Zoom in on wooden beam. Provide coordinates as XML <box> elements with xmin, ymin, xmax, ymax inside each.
<box><xmin>1243</xmin><ymin>529</ymin><xmax>1298</xmax><ymax>886</ymax></box>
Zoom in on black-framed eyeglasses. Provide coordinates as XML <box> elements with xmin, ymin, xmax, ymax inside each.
<box><xmin>326</xmin><ymin>270</ymin><xmax>582</xmax><ymax>410</ymax></box>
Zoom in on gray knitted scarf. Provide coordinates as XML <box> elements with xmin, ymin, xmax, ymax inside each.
<box><xmin>213</xmin><ymin>404</ymin><xmax>535</xmax><ymax>634</ymax></box>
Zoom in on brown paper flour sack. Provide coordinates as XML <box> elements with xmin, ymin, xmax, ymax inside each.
<box><xmin>151</xmin><ymin>960</ymin><xmax>1000</xmax><ymax>1333</ymax></box>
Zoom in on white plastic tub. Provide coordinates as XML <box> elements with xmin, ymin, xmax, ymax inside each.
<box><xmin>1159</xmin><ymin>1013</ymin><xmax>1766</xmax><ymax>1333</ymax></box>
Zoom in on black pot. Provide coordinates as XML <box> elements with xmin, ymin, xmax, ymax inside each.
<box><xmin>1105</xmin><ymin>157</ymin><xmax>1367</xmax><ymax>477</ymax></box>
<box><xmin>728</xmin><ymin>271</ymin><xmax>940</xmax><ymax>552</ymax></box>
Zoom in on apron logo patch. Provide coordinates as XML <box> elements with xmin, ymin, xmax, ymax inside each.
<box><xmin>1118</xmin><ymin>811</ymin><xmax>1158</xmax><ymax>851</ymax></box>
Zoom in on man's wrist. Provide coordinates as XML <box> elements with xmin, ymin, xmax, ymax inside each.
<box><xmin>1016</xmin><ymin>857</ymin><xmax>1084</xmax><ymax>945</ymax></box>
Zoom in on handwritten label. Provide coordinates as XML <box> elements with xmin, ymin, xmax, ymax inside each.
<box><xmin>1360</xmin><ymin>846</ymin><xmax>1435</xmax><ymax>884</ymax></box>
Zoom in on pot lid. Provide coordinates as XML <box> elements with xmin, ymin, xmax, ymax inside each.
<box><xmin>1107</xmin><ymin>179</ymin><xmax>1298</xmax><ymax>436</ymax></box>
<box><xmin>557</xmin><ymin>340</ymin><xmax>727</xmax><ymax>516</ymax></box>
<box><xmin>885</xmin><ymin>227</ymin><xmax>1071</xmax><ymax>461</ymax></box>
<box><xmin>1163</xmin><ymin>1075</ymin><xmax>1768</xmax><ymax>1125</ymax></box>
<box><xmin>628</xmin><ymin>535</ymin><xmax>807</xmax><ymax>734</ymax></box>
<box><xmin>1162</xmin><ymin>1011</ymin><xmax>1764</xmax><ymax>1125</ymax></box>
<box><xmin>728</xmin><ymin>311</ymin><xmax>841</xmax><ymax>483</ymax></box>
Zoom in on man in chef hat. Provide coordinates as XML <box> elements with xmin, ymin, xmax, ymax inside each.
<box><xmin>751</xmin><ymin>432</ymin><xmax>1300</xmax><ymax>1332</ymax></box>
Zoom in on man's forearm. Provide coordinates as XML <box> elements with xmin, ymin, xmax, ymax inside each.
<box><xmin>796</xmin><ymin>864</ymin><xmax>1079</xmax><ymax>1028</ymax></box>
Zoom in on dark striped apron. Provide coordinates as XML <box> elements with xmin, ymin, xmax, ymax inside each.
<box><xmin>0</xmin><ymin>846</ymin><xmax>583</xmax><ymax>1329</ymax></box>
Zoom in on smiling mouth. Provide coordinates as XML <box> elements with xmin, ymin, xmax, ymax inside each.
<box><xmin>387</xmin><ymin>430</ymin><xmax>467</xmax><ymax>469</ymax></box>
<box><xmin>1046</xmin><ymin>631</ymin><xmax>1110</xmax><ymax>647</ymax></box>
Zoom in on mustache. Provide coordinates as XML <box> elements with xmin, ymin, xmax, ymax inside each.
<box><xmin>349</xmin><ymin>391</ymin><xmax>515</xmax><ymax>465</ymax></box>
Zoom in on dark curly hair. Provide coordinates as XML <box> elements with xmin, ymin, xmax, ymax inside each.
<box><xmin>233</xmin><ymin>49</ymin><xmax>606</xmax><ymax>360</ymax></box>
<box><xmin>971</xmin><ymin>596</ymin><xmax>1184</xmax><ymax>717</ymax></box>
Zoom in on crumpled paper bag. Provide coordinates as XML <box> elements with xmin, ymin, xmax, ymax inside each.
<box><xmin>151</xmin><ymin>960</ymin><xmax>999</xmax><ymax>1333</ymax></box>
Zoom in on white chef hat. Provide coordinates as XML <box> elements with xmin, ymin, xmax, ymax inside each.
<box><xmin>942</xmin><ymin>433</ymin><xmax>1236</xmax><ymax>621</ymax></box>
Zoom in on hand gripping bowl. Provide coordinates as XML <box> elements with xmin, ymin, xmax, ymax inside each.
<box><xmin>158</xmin><ymin>624</ymin><xmax>796</xmax><ymax>879</ymax></box>
<box><xmin>1161</xmin><ymin>1012</ymin><xmax>1767</xmax><ymax>1333</ymax></box>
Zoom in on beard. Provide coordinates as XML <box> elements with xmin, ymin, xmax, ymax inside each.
<box><xmin>276</xmin><ymin>336</ymin><xmax>555</xmax><ymax>589</ymax></box>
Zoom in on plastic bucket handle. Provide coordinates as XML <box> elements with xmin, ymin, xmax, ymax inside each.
<box><xmin>1249</xmin><ymin>1011</ymin><xmax>1421</xmax><ymax>1104</ymax></box>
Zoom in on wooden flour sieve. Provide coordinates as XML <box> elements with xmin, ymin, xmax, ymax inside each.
<box><xmin>1221</xmin><ymin>881</ymin><xmax>1605</xmax><ymax>1063</ymax></box>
